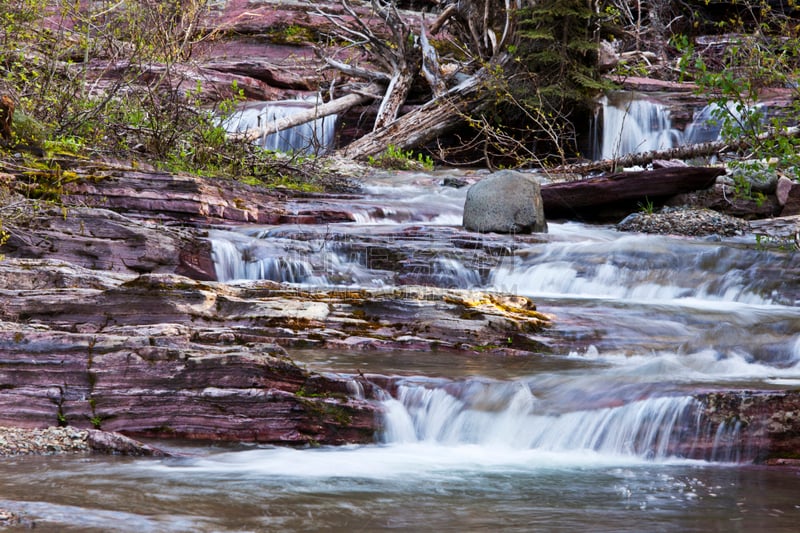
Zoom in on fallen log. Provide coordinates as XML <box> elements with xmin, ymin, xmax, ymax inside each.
<box><xmin>541</xmin><ymin>166</ymin><xmax>725</xmax><ymax>220</ymax></box>
<box><xmin>749</xmin><ymin>214</ymin><xmax>800</xmax><ymax>245</ymax></box>
<box><xmin>552</xmin><ymin>126</ymin><xmax>800</xmax><ymax>175</ymax></box>
<box><xmin>228</xmin><ymin>83</ymin><xmax>383</xmax><ymax>142</ymax></box>
<box><xmin>336</xmin><ymin>67</ymin><xmax>492</xmax><ymax>160</ymax></box>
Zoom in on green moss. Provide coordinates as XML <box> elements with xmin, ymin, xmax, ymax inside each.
<box><xmin>472</xmin><ymin>344</ymin><xmax>502</xmax><ymax>352</ymax></box>
<box><xmin>298</xmin><ymin>397</ymin><xmax>353</xmax><ymax>426</ymax></box>
<box><xmin>267</xmin><ymin>24</ymin><xmax>316</xmax><ymax>45</ymax></box>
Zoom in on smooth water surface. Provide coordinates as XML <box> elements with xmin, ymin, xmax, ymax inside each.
<box><xmin>1</xmin><ymin>448</ymin><xmax>799</xmax><ymax>532</ymax></box>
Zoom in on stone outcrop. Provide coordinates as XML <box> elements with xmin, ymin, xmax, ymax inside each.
<box><xmin>693</xmin><ymin>390</ymin><xmax>800</xmax><ymax>465</ymax></box>
<box><xmin>776</xmin><ymin>175</ymin><xmax>800</xmax><ymax>217</ymax></box>
<box><xmin>2</xmin><ymin>158</ymin><xmax>800</xmax><ymax>464</ymax></box>
<box><xmin>0</xmin><ymin>256</ymin><xmax>549</xmax><ymax>445</ymax></box>
<box><xmin>4</xmin><ymin>206</ymin><xmax>216</xmax><ymax>280</ymax></box>
<box><xmin>0</xmin><ymin>426</ymin><xmax>168</xmax><ymax>457</ymax></box>
<box><xmin>463</xmin><ymin>170</ymin><xmax>547</xmax><ymax>233</ymax></box>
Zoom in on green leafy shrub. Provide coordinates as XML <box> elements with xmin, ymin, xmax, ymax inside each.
<box><xmin>675</xmin><ymin>4</ymin><xmax>800</xmax><ymax>180</ymax></box>
<box><xmin>368</xmin><ymin>144</ymin><xmax>434</xmax><ymax>170</ymax></box>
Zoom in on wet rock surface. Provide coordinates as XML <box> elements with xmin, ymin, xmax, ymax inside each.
<box><xmin>1</xmin><ymin>159</ymin><xmax>799</xmax><ymax>464</ymax></box>
<box><xmin>693</xmin><ymin>390</ymin><xmax>800</xmax><ymax>465</ymax></box>
<box><xmin>463</xmin><ymin>170</ymin><xmax>547</xmax><ymax>233</ymax></box>
<box><xmin>0</xmin><ymin>247</ymin><xmax>548</xmax><ymax>446</ymax></box>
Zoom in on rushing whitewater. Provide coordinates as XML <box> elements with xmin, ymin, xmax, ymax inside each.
<box><xmin>594</xmin><ymin>92</ymin><xmax>742</xmax><ymax>159</ymax></box>
<box><xmin>5</xmin><ymin>174</ymin><xmax>800</xmax><ymax>532</ymax></box>
<box><xmin>381</xmin><ymin>382</ymin><xmax>711</xmax><ymax>458</ymax></box>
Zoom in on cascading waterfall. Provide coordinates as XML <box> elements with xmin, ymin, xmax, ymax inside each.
<box><xmin>224</xmin><ymin>97</ymin><xmax>337</xmax><ymax>154</ymax></box>
<box><xmin>593</xmin><ymin>92</ymin><xmax>746</xmax><ymax>160</ymax></box>
<box><xmin>490</xmin><ymin>233</ymin><xmax>798</xmax><ymax>305</ymax></box>
<box><xmin>203</xmin><ymin>182</ymin><xmax>800</xmax><ymax>471</ymax></box>
<box><xmin>211</xmin><ymin>235</ymin><xmax>322</xmax><ymax>283</ymax></box>
<box><xmin>597</xmin><ymin>93</ymin><xmax>682</xmax><ymax>160</ymax></box>
<box><xmin>379</xmin><ymin>380</ymin><xmax>745</xmax><ymax>462</ymax></box>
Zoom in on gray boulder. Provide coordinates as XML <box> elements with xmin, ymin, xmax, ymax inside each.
<box><xmin>463</xmin><ymin>170</ymin><xmax>547</xmax><ymax>233</ymax></box>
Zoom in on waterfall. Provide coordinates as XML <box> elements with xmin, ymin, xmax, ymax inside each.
<box><xmin>211</xmin><ymin>237</ymin><xmax>320</xmax><ymax>283</ymax></box>
<box><xmin>379</xmin><ymin>380</ymin><xmax>745</xmax><ymax>462</ymax></box>
<box><xmin>224</xmin><ymin>97</ymin><xmax>337</xmax><ymax>154</ymax></box>
<box><xmin>594</xmin><ymin>92</ymin><xmax>741</xmax><ymax>160</ymax></box>
<box><xmin>592</xmin><ymin>91</ymin><xmax>767</xmax><ymax>159</ymax></box>
<box><xmin>490</xmin><ymin>235</ymin><xmax>794</xmax><ymax>305</ymax></box>
<box><xmin>596</xmin><ymin>93</ymin><xmax>682</xmax><ymax>160</ymax></box>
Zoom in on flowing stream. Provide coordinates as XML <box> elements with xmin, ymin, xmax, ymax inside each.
<box><xmin>3</xmin><ymin>172</ymin><xmax>800</xmax><ymax>531</ymax></box>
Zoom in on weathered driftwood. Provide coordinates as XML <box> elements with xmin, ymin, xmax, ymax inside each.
<box><xmin>336</xmin><ymin>67</ymin><xmax>492</xmax><ymax>160</ymax></box>
<box><xmin>541</xmin><ymin>166</ymin><xmax>725</xmax><ymax>219</ymax></box>
<box><xmin>310</xmin><ymin>0</ymin><xmax>420</xmax><ymax>132</ymax></box>
<box><xmin>749</xmin><ymin>214</ymin><xmax>800</xmax><ymax>242</ymax></box>
<box><xmin>229</xmin><ymin>84</ymin><xmax>382</xmax><ymax>142</ymax></box>
<box><xmin>312</xmin><ymin>0</ymin><xmax>513</xmax><ymax>157</ymax></box>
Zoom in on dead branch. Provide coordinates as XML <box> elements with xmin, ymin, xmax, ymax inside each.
<box><xmin>229</xmin><ymin>83</ymin><xmax>384</xmax><ymax>142</ymax></box>
<box><xmin>550</xmin><ymin>126</ymin><xmax>800</xmax><ymax>175</ymax></box>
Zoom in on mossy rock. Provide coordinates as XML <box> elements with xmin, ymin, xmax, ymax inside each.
<box><xmin>10</xmin><ymin>110</ymin><xmax>48</xmax><ymax>147</ymax></box>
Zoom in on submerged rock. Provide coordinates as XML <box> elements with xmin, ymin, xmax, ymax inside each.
<box><xmin>463</xmin><ymin>170</ymin><xmax>547</xmax><ymax>234</ymax></box>
<box><xmin>693</xmin><ymin>390</ymin><xmax>800</xmax><ymax>465</ymax></box>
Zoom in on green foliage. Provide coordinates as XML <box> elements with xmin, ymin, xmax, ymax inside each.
<box><xmin>637</xmin><ymin>197</ymin><xmax>655</xmax><ymax>215</ymax></box>
<box><xmin>675</xmin><ymin>3</ymin><xmax>800</xmax><ymax>181</ymax></box>
<box><xmin>754</xmin><ymin>232</ymin><xmax>800</xmax><ymax>252</ymax></box>
<box><xmin>368</xmin><ymin>144</ymin><xmax>434</xmax><ymax>170</ymax></box>
<box><xmin>0</xmin><ymin>0</ymin><xmax>327</xmax><ymax>199</ymax></box>
<box><xmin>268</xmin><ymin>24</ymin><xmax>315</xmax><ymax>45</ymax></box>
<box><xmin>0</xmin><ymin>220</ymin><xmax>8</xmax><ymax>260</ymax></box>
<box><xmin>515</xmin><ymin>0</ymin><xmax>610</xmax><ymax>105</ymax></box>
<box><xmin>472</xmin><ymin>0</ymin><xmax>614</xmax><ymax>166</ymax></box>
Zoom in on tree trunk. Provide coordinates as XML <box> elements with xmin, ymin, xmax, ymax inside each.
<box><xmin>541</xmin><ymin>166</ymin><xmax>725</xmax><ymax>219</ymax></box>
<box><xmin>336</xmin><ymin>69</ymin><xmax>490</xmax><ymax>160</ymax></box>
<box><xmin>229</xmin><ymin>84</ymin><xmax>383</xmax><ymax>142</ymax></box>
<box><xmin>373</xmin><ymin>70</ymin><xmax>416</xmax><ymax>131</ymax></box>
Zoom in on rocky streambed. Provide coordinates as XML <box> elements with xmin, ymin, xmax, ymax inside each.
<box><xmin>0</xmin><ymin>161</ymin><xmax>554</xmax><ymax>450</ymax></box>
<box><xmin>1</xmin><ymin>161</ymin><xmax>800</xmax><ymax>466</ymax></box>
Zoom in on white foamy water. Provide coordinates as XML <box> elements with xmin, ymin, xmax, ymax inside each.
<box><xmin>7</xmin><ymin>171</ymin><xmax>800</xmax><ymax>532</ymax></box>
<box><xmin>598</xmin><ymin>94</ymin><xmax>682</xmax><ymax>159</ymax></box>
<box><xmin>224</xmin><ymin>97</ymin><xmax>337</xmax><ymax>154</ymax></box>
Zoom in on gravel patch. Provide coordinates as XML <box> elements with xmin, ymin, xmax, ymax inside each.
<box><xmin>0</xmin><ymin>509</ymin><xmax>21</xmax><ymax>527</ymax></box>
<box><xmin>0</xmin><ymin>426</ymin><xmax>90</xmax><ymax>457</ymax></box>
<box><xmin>617</xmin><ymin>207</ymin><xmax>750</xmax><ymax>237</ymax></box>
